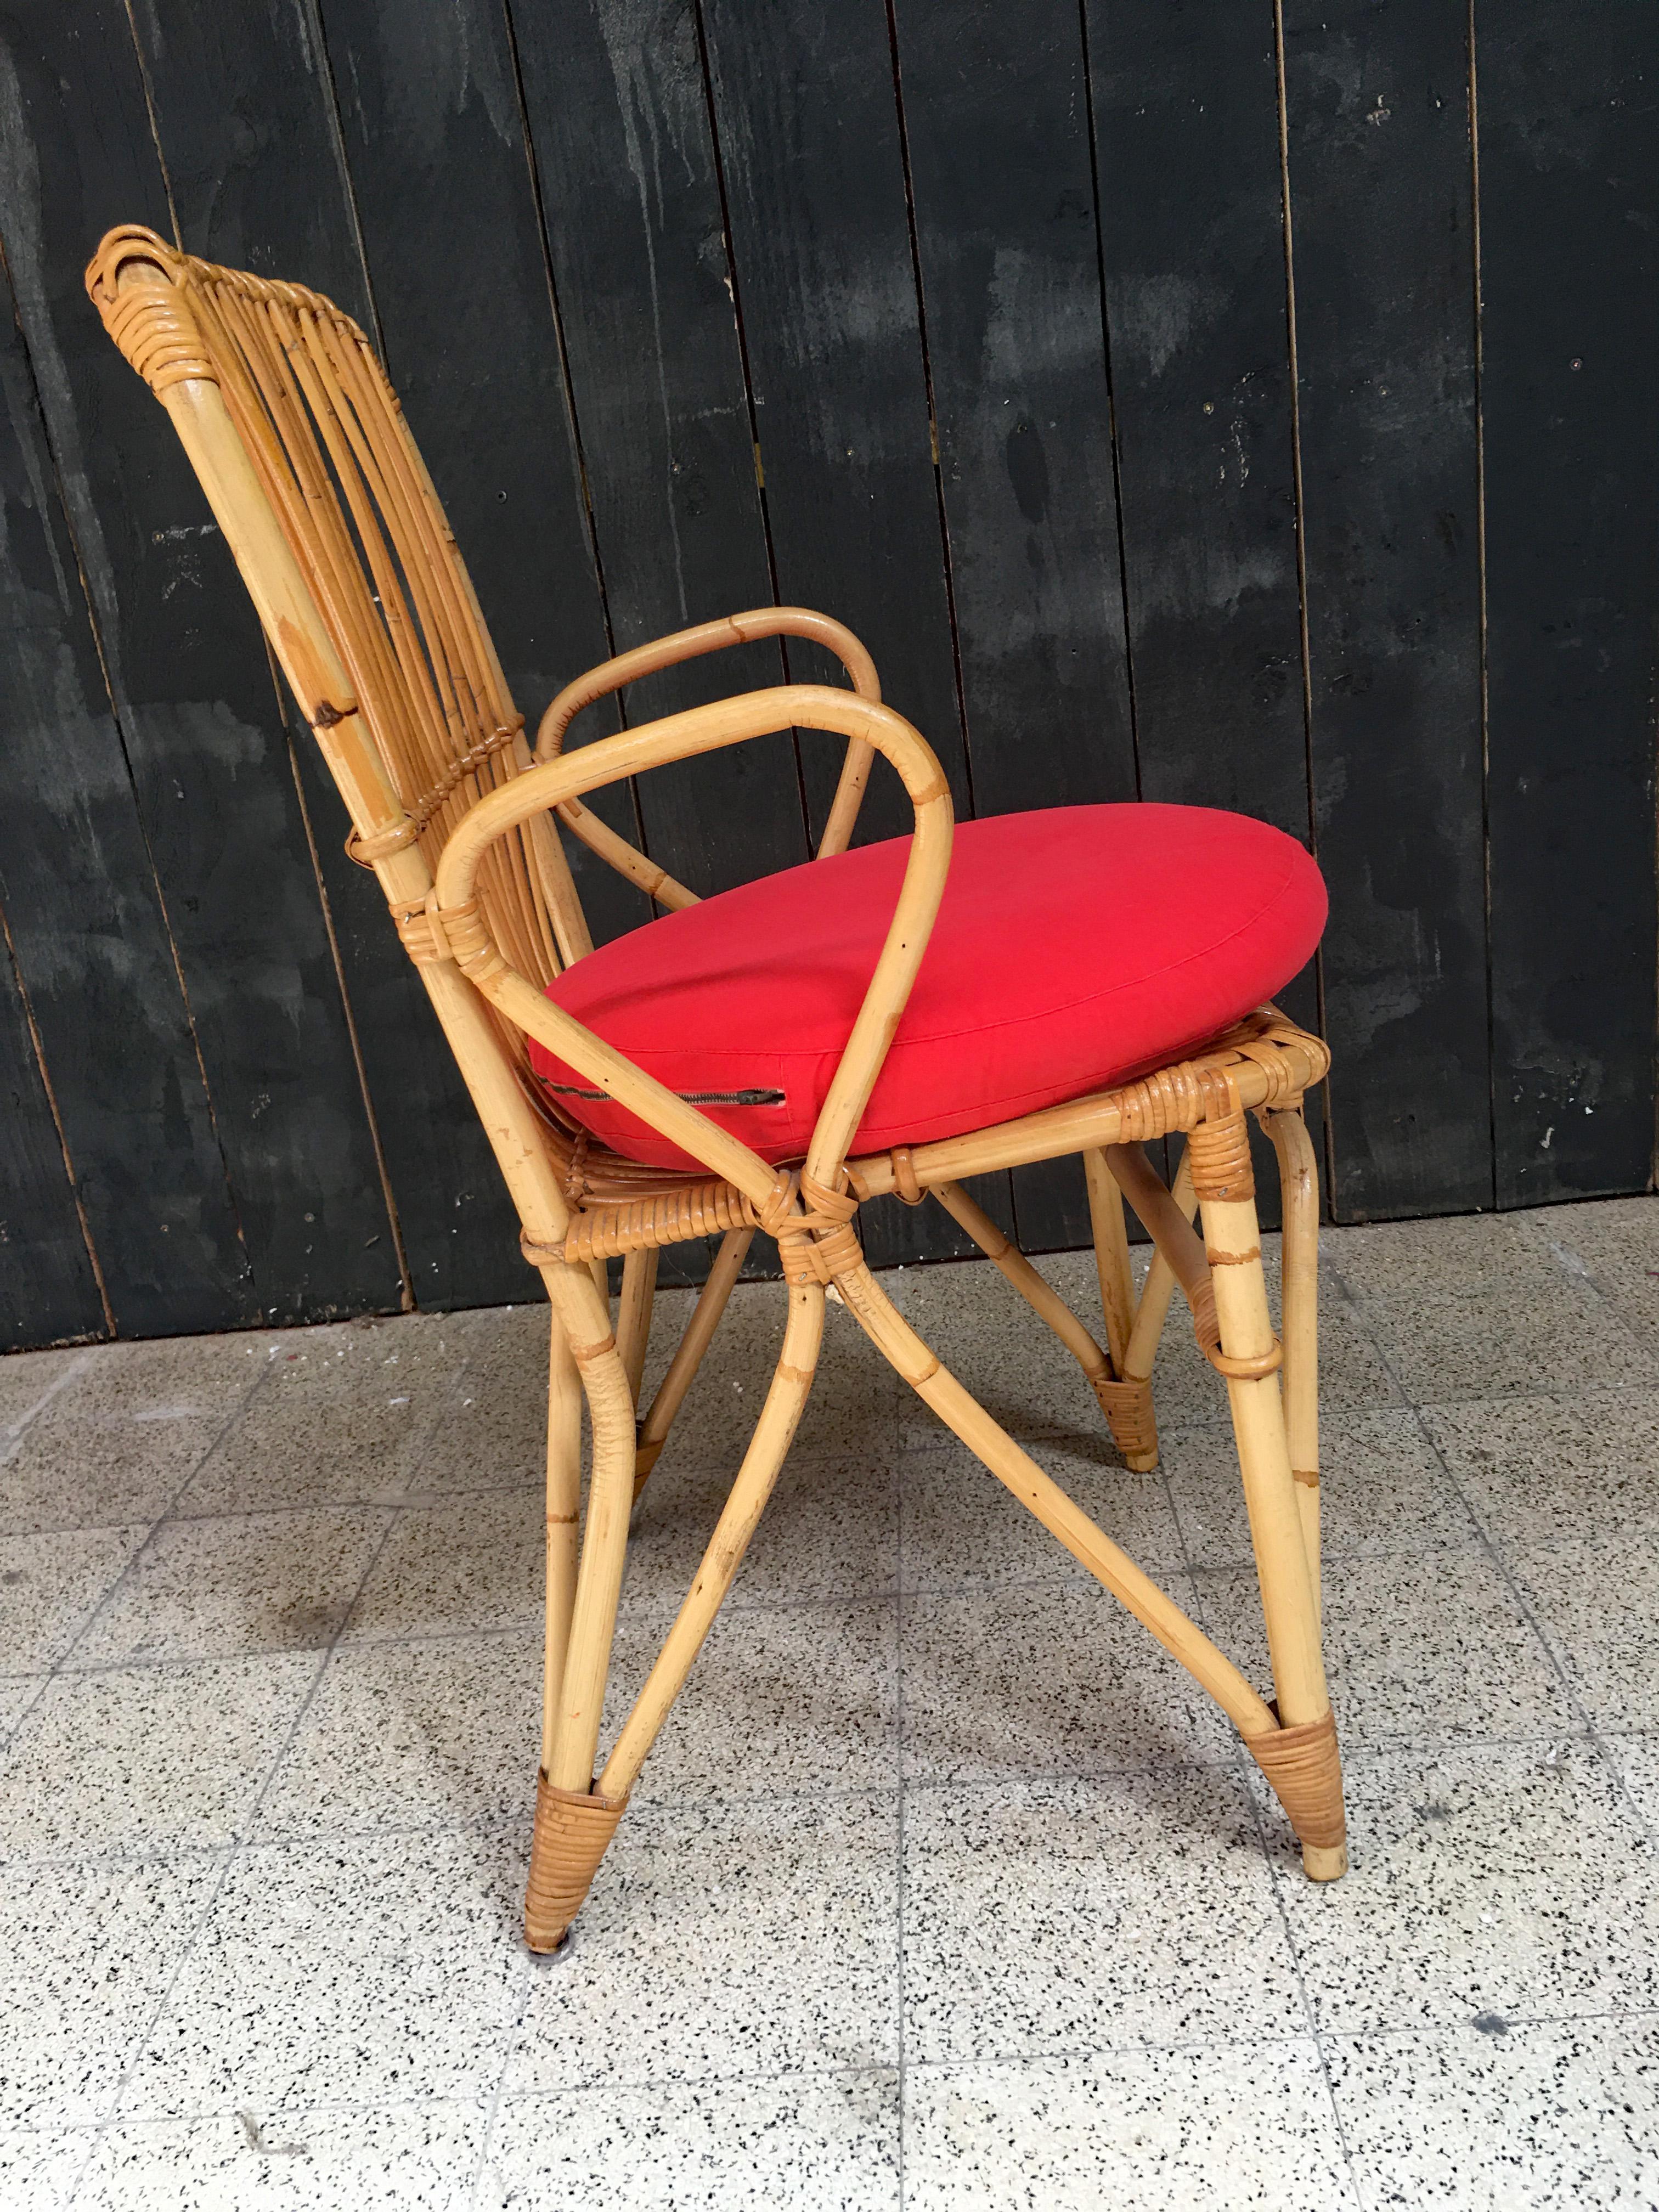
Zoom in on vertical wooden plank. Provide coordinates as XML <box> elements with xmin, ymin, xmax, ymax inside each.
<box><xmin>894</xmin><ymin>0</ymin><xmax>1134</xmax><ymax>816</ymax></box>
<box><xmin>513</xmin><ymin>0</ymin><xmax>811</xmax><ymax>901</ymax></box>
<box><xmin>1088</xmin><ymin>1</ymin><xmax>1307</xmax><ymax>829</ymax></box>
<box><xmin>1283</xmin><ymin>0</ymin><xmax>1491</xmax><ymax>1218</ymax></box>
<box><xmin>2</xmin><ymin>1</ymin><xmax>404</xmax><ymax>1327</ymax></box>
<box><xmin>1479</xmin><ymin>1</ymin><xmax>1659</xmax><ymax>1205</ymax></box>
<box><xmin>1087</xmin><ymin>0</ymin><xmax>1324</xmax><ymax>1235</ymax></box>
<box><xmin>699</xmin><ymin>0</ymin><xmax>1000</xmax><ymax>1269</ymax></box>
<box><xmin>317</xmin><ymin>0</ymin><xmax>657</xmax><ymax>1306</ymax></box>
<box><xmin>697</xmin><ymin>0</ymin><xmax>969</xmax><ymax>839</ymax></box>
<box><xmin>0</xmin><ymin>101</ymin><xmax>250</xmax><ymax>1337</ymax></box>
<box><xmin>319</xmin><ymin>0</ymin><xmax>644</xmax><ymax>931</ymax></box>
<box><xmin>0</xmin><ymin>911</ymin><xmax>104</xmax><ymax>1348</ymax></box>
<box><xmin>130</xmin><ymin>0</ymin><xmax>520</xmax><ymax>1322</ymax></box>
<box><xmin>891</xmin><ymin>0</ymin><xmax>1134</xmax><ymax>1258</ymax></box>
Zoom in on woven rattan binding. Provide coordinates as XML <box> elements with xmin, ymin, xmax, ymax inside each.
<box><xmin>524</xmin><ymin>1778</ymin><xmax>629</xmax><ymax>1951</ymax></box>
<box><xmin>1246</xmin><ymin>1707</ymin><xmax>1346</xmax><ymax>1854</ymax></box>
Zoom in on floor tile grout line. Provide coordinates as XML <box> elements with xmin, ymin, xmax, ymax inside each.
<box><xmin>5</xmin><ymin>1711</ymin><xmax>1634</xmax><ymax>1882</ymax></box>
<box><xmin>4</xmin><ymin>1359</ymin><xmax>283</xmax><ymax>1763</ymax></box>
<box><xmin>0</xmin><ymin>1346</ymin><xmax>95</xmax><ymax>1455</ymax></box>
<box><xmin>1318</xmin><ymin>1256</ymin><xmax>1659</xmax><ymax>1931</ymax></box>
<box><xmin>59</xmin><ymin>1483</ymin><xmax>415</xmax><ymax>2209</ymax></box>
<box><xmin>1323</xmin><ymin>1251</ymin><xmax>1608</xmax><ymax>1740</ymax></box>
<box><xmin>21</xmin><ymin>1995</ymin><xmax>1659</xmax><ymax>2148</ymax></box>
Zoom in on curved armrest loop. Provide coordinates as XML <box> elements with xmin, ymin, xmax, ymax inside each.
<box><xmin>534</xmin><ymin>610</ymin><xmax>883</xmax><ymax>906</ymax></box>
<box><xmin>435</xmin><ymin>683</ymin><xmax>952</xmax><ymax>1220</ymax></box>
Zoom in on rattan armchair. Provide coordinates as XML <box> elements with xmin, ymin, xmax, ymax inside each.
<box><xmin>88</xmin><ymin>225</ymin><xmax>1346</xmax><ymax>1952</ymax></box>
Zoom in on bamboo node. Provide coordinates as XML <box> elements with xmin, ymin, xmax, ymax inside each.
<box><xmin>524</xmin><ymin>1776</ymin><xmax>628</xmax><ymax>1952</ymax></box>
<box><xmin>568</xmin><ymin>1330</ymin><xmax>617</xmax><ymax>1366</ymax></box>
<box><xmin>1245</xmin><ymin>1706</ymin><xmax>1345</xmax><ymax>1855</ymax></box>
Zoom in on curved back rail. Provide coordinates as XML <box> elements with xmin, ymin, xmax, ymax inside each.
<box><xmin>87</xmin><ymin>223</ymin><xmax>585</xmax><ymax>987</ymax></box>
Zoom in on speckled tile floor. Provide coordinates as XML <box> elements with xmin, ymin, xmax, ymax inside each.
<box><xmin>3</xmin><ymin>1198</ymin><xmax>1659</xmax><ymax>2208</ymax></box>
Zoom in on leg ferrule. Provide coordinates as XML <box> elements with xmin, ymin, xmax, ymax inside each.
<box><xmin>1245</xmin><ymin>1705</ymin><xmax>1346</xmax><ymax>1865</ymax></box>
<box><xmin>524</xmin><ymin>1775</ymin><xmax>628</xmax><ymax>1951</ymax></box>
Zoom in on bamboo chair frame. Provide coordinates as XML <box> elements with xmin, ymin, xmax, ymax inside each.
<box><xmin>88</xmin><ymin>225</ymin><xmax>1346</xmax><ymax>1951</ymax></box>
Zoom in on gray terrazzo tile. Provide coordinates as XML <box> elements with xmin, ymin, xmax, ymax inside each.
<box><xmin>0</xmin><ymin>1346</ymin><xmax>90</xmax><ymax>1438</ymax></box>
<box><xmin>900</xmin><ymin>1573</ymin><xmax>1232</xmax><ymax>1785</ymax></box>
<box><xmin>0</xmin><ymin>1852</ymin><xmax>224</xmax><ymax>2125</ymax></box>
<box><xmin>1194</xmin><ymin>1548</ymin><xmax>1573</xmax><ymax>1748</ymax></box>
<box><xmin>411</xmin><ymin>1300</ymin><xmax>553</xmax><ymax>1494</ymax></box>
<box><xmin>902</xmin><ymin>1769</ymin><xmax>1304</xmax><ymax>2062</ymax></box>
<box><xmin>1328</xmin><ymin>1213</ymin><xmax>1659</xmax><ymax>1402</ymax></box>
<box><xmin>254</xmin><ymin>1629</ymin><xmax>537</xmax><ymax>1839</ymax></box>
<box><xmin>639</xmin><ymin>1283</ymin><xmax>901</xmax><ymax>1469</ymax></box>
<box><xmin>482</xmin><ymin>2070</ymin><xmax>900</xmax><ymax>2210</ymax></box>
<box><xmin>0</xmin><ymin>1678</ymin><xmax>41</xmax><ymax>1746</ymax></box>
<box><xmin>1505</xmin><ymin>1532</ymin><xmax>1659</xmax><ymax>1728</ymax></box>
<box><xmin>0</xmin><ymin>1337</ymin><xmax>269</xmax><ymax>1537</ymax></box>
<box><xmin>623</xmin><ymin>1442</ymin><xmax>899</xmax><ymax>1612</ymax></box>
<box><xmin>888</xmin><ymin>1252</ymin><xmax>1109</xmax><ymax>1444</ymax></box>
<box><xmin>342</xmin><ymin>1491</ymin><xmax>545</xmax><ymax>1643</ymax></box>
<box><xmin>1530</xmin><ymin>1194</ymin><xmax>1659</xmax><ymax>1348</ymax></box>
<box><xmin>1119</xmin><ymin>1236</ymin><xmax>1404</xmax><ymax>1435</ymax></box>
<box><xmin>602</xmin><ymin>1595</ymin><xmax>898</xmax><ymax>1805</ymax></box>
<box><xmin>1601</xmin><ymin>1730</ymin><xmax>1659</xmax><ymax>1833</ymax></box>
<box><xmin>0</xmin><ymin>1654</ymin><xmax>320</xmax><ymax>1860</ymax></box>
<box><xmin>121</xmin><ymin>1831</ymin><xmax>528</xmax><ymax>2118</ymax></box>
<box><xmin>1270</xmin><ymin>1740</ymin><xmax>1659</xmax><ymax>2033</ymax></box>
<box><xmin>0</xmin><ymin>1524</ymin><xmax>145</xmax><ymax>1673</ymax></box>
<box><xmin>80</xmin><ymin>2102</ymin><xmax>487</xmax><ymax>2211</ymax></box>
<box><xmin>1165</xmin><ymin>1408</ymin><xmax>1480</xmax><ymax>1570</ymax></box>
<box><xmin>71</xmin><ymin>1508</ymin><xmax>390</xmax><ymax>1666</ymax></box>
<box><xmin>1423</xmin><ymin>1387</ymin><xmax>1659</xmax><ymax>1547</ymax></box>
<box><xmin>505</xmin><ymin>1791</ymin><xmax>900</xmax><ymax>2094</ymax></box>
<box><xmin>0</xmin><ymin>2125</ymin><xmax>91</xmax><ymax>2209</ymax></box>
<box><xmin>905</xmin><ymin>2043</ymin><xmax>1358</xmax><ymax>2211</ymax></box>
<box><xmin>174</xmin><ymin>1319</ymin><xmax>466</xmax><ymax>1515</ymax></box>
<box><xmin>899</xmin><ymin>1431</ymin><xmax>1182</xmax><ymax>1589</ymax></box>
<box><xmin>1328</xmin><ymin>2015</ymin><xmax>1659</xmax><ymax>2211</ymax></box>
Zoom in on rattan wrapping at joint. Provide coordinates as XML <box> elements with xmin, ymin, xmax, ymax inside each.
<box><xmin>1246</xmin><ymin>1707</ymin><xmax>1345</xmax><ymax>1853</ymax></box>
<box><xmin>524</xmin><ymin>1777</ymin><xmax>628</xmax><ymax>1951</ymax></box>
<box><xmin>1186</xmin><ymin>1108</ymin><xmax>1254</xmax><ymax>1202</ymax></box>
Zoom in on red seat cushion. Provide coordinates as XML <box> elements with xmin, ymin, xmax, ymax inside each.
<box><xmin>530</xmin><ymin>803</ymin><xmax>1325</xmax><ymax>1173</ymax></box>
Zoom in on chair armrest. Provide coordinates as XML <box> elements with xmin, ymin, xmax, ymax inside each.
<box><xmin>435</xmin><ymin>683</ymin><xmax>951</xmax><ymax>1210</ymax></box>
<box><xmin>535</xmin><ymin>608</ymin><xmax>883</xmax><ymax>911</ymax></box>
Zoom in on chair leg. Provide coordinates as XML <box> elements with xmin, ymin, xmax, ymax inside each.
<box><xmin>615</xmin><ymin>1247</ymin><xmax>658</xmax><ymax>1407</ymax></box>
<box><xmin>1085</xmin><ymin>1149</ymin><xmax>1158</xmax><ymax>1470</ymax></box>
<box><xmin>538</xmin><ymin>1303</ymin><xmax>583</xmax><ymax>1775</ymax></box>
<box><xmin>930</xmin><ymin>1180</ymin><xmax>1122</xmax><ymax>1419</ymax></box>
<box><xmin>1188</xmin><ymin>1112</ymin><xmax>1346</xmax><ymax>1880</ymax></box>
<box><xmin>832</xmin><ymin>1254</ymin><xmax>1278</xmax><ymax>1740</ymax></box>
<box><xmin>524</xmin><ymin>1257</ymin><xmax>640</xmax><ymax>1952</ymax></box>
<box><xmin>600</xmin><ymin>1281</ymin><xmax>825</xmax><ymax>1799</ymax></box>
<box><xmin>1102</xmin><ymin>1145</ymin><xmax>1199</xmax><ymax>1470</ymax></box>
<box><xmin>635</xmin><ymin>1226</ymin><xmax>754</xmax><ymax>1499</ymax></box>
<box><xmin>1262</xmin><ymin>1107</ymin><xmax>1321</xmax><ymax>1610</ymax></box>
